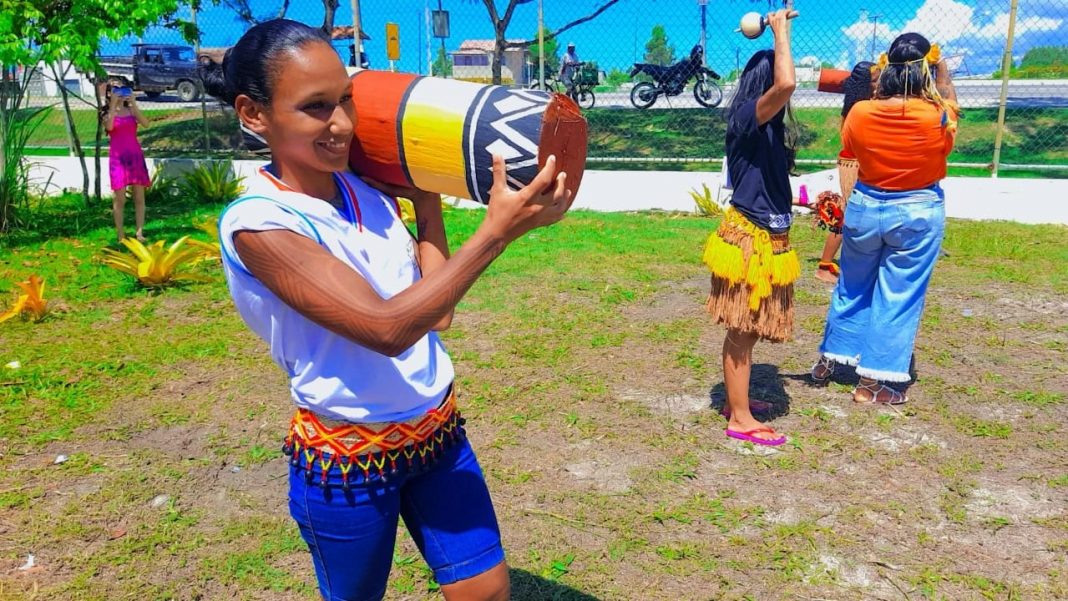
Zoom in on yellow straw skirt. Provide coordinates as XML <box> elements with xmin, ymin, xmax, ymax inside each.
<box><xmin>703</xmin><ymin>208</ymin><xmax>801</xmax><ymax>342</ymax></box>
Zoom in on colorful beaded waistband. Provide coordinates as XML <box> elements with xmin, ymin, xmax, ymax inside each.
<box><xmin>282</xmin><ymin>389</ymin><xmax>466</xmax><ymax>490</ymax></box>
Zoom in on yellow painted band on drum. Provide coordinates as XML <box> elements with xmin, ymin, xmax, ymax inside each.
<box><xmin>401</xmin><ymin>78</ymin><xmax>480</xmax><ymax>198</ymax></box>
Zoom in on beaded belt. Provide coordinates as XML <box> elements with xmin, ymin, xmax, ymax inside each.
<box><xmin>282</xmin><ymin>387</ymin><xmax>465</xmax><ymax>490</ymax></box>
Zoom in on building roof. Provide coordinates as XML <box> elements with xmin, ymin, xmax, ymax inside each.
<box><xmin>330</xmin><ymin>26</ymin><xmax>371</xmax><ymax>41</ymax></box>
<box><xmin>458</xmin><ymin>39</ymin><xmax>526</xmax><ymax>52</ymax></box>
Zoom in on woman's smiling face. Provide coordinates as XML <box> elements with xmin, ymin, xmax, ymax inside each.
<box><xmin>255</xmin><ymin>40</ymin><xmax>355</xmax><ymax>175</ymax></box>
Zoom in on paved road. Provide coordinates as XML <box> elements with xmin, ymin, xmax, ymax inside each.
<box><xmin>29</xmin><ymin>79</ymin><xmax>1068</xmax><ymax>112</ymax></box>
<box><xmin>587</xmin><ymin>79</ymin><xmax>1068</xmax><ymax>110</ymax></box>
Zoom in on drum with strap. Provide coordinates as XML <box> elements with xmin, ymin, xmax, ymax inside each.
<box><xmin>348</xmin><ymin>70</ymin><xmax>587</xmax><ymax>204</ymax></box>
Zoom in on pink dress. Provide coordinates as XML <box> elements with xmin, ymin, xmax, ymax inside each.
<box><xmin>108</xmin><ymin>114</ymin><xmax>150</xmax><ymax>191</ymax></box>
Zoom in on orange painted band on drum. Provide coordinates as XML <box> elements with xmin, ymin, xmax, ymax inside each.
<box><xmin>349</xmin><ymin>70</ymin><xmax>418</xmax><ymax>188</ymax></box>
<box><xmin>818</xmin><ymin>68</ymin><xmax>850</xmax><ymax>94</ymax></box>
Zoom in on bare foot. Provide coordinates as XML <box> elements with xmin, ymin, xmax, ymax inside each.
<box><xmin>814</xmin><ymin>268</ymin><xmax>838</xmax><ymax>285</ymax></box>
<box><xmin>135</xmin><ymin>231</ymin><xmax>146</xmax><ymax>243</ymax></box>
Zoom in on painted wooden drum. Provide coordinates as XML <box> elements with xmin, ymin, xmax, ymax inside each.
<box><xmin>817</xmin><ymin>68</ymin><xmax>850</xmax><ymax>94</ymax></box>
<box><xmin>348</xmin><ymin>70</ymin><xmax>587</xmax><ymax>204</ymax></box>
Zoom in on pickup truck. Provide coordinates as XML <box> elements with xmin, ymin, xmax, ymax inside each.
<box><xmin>99</xmin><ymin>44</ymin><xmax>203</xmax><ymax>102</ymax></box>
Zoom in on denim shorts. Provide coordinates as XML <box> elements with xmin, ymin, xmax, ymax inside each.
<box><xmin>288</xmin><ymin>436</ymin><xmax>505</xmax><ymax>601</ymax></box>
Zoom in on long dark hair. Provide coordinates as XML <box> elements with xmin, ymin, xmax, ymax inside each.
<box><xmin>728</xmin><ymin>49</ymin><xmax>797</xmax><ymax>173</ymax></box>
<box><xmin>200</xmin><ymin>19</ymin><xmax>330</xmax><ymax>107</ymax></box>
<box><xmin>876</xmin><ymin>33</ymin><xmax>932</xmax><ymax>100</ymax></box>
<box><xmin>842</xmin><ymin>61</ymin><xmax>875</xmax><ymax>117</ymax></box>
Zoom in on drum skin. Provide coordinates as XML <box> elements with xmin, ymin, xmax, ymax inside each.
<box><xmin>349</xmin><ymin>70</ymin><xmax>587</xmax><ymax>204</ymax></box>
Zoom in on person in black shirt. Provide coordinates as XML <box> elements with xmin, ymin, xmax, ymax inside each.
<box><xmin>702</xmin><ymin>7</ymin><xmax>798</xmax><ymax>446</ymax></box>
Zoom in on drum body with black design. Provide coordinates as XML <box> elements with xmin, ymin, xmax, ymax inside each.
<box><xmin>348</xmin><ymin>70</ymin><xmax>587</xmax><ymax>204</ymax></box>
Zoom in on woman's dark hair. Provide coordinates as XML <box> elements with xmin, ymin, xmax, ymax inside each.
<box><xmin>841</xmin><ymin>61</ymin><xmax>875</xmax><ymax>117</ymax></box>
<box><xmin>729</xmin><ymin>50</ymin><xmax>798</xmax><ymax>173</ymax></box>
<box><xmin>200</xmin><ymin>19</ymin><xmax>330</xmax><ymax>107</ymax></box>
<box><xmin>876</xmin><ymin>32</ymin><xmax>932</xmax><ymax>99</ymax></box>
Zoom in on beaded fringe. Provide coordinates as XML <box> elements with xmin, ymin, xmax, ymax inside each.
<box><xmin>282</xmin><ymin>410</ymin><xmax>466</xmax><ymax>491</ymax></box>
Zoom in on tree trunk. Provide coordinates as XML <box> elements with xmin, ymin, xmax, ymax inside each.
<box><xmin>321</xmin><ymin>0</ymin><xmax>339</xmax><ymax>36</ymax></box>
<box><xmin>493</xmin><ymin>25</ymin><xmax>506</xmax><ymax>85</ymax></box>
<box><xmin>93</xmin><ymin>80</ymin><xmax>103</xmax><ymax>202</ymax></box>
<box><xmin>51</xmin><ymin>64</ymin><xmax>90</xmax><ymax>205</ymax></box>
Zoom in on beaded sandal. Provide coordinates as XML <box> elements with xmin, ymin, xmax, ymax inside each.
<box><xmin>810</xmin><ymin>355</ymin><xmax>837</xmax><ymax>387</ymax></box>
<box><xmin>853</xmin><ymin>378</ymin><xmax>908</xmax><ymax>405</ymax></box>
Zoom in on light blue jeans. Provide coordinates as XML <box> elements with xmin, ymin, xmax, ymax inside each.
<box><xmin>819</xmin><ymin>183</ymin><xmax>945</xmax><ymax>382</ymax></box>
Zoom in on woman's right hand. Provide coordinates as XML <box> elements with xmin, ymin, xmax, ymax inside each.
<box><xmin>765</xmin><ymin>9</ymin><xmax>797</xmax><ymax>38</ymax></box>
<box><xmin>482</xmin><ymin>153</ymin><xmax>572</xmax><ymax>244</ymax></box>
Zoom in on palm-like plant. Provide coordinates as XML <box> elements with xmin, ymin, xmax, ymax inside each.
<box><xmin>179</xmin><ymin>161</ymin><xmax>245</xmax><ymax>205</ymax></box>
<box><xmin>0</xmin><ymin>275</ymin><xmax>49</xmax><ymax>323</ymax></box>
<box><xmin>100</xmin><ymin>237</ymin><xmax>212</xmax><ymax>289</ymax></box>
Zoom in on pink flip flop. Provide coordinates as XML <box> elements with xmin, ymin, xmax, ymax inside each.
<box><xmin>725</xmin><ymin>427</ymin><xmax>787</xmax><ymax>447</ymax></box>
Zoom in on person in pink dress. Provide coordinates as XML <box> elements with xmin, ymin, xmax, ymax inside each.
<box><xmin>104</xmin><ymin>84</ymin><xmax>151</xmax><ymax>242</ymax></box>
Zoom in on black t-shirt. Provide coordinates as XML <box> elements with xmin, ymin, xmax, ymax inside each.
<box><xmin>725</xmin><ymin>99</ymin><xmax>792</xmax><ymax>233</ymax></box>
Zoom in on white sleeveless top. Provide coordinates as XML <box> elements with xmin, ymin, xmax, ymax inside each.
<box><xmin>218</xmin><ymin>167</ymin><xmax>454</xmax><ymax>423</ymax></box>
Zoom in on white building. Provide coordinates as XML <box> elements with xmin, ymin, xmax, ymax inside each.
<box><xmin>450</xmin><ymin>40</ymin><xmax>529</xmax><ymax>84</ymax></box>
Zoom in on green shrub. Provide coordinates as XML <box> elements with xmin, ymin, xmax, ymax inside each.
<box><xmin>179</xmin><ymin>161</ymin><xmax>245</xmax><ymax>205</ymax></box>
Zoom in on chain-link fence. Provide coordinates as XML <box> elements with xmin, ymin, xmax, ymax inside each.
<box><xmin>19</xmin><ymin>0</ymin><xmax>1068</xmax><ymax>176</ymax></box>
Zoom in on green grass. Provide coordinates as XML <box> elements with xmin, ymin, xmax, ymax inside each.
<box><xmin>2</xmin><ymin>192</ymin><xmax>1068</xmax><ymax>599</ymax></box>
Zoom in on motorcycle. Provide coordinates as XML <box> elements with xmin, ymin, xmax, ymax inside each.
<box><xmin>628</xmin><ymin>45</ymin><xmax>723</xmax><ymax>109</ymax></box>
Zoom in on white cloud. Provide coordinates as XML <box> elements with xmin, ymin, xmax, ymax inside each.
<box><xmin>901</xmin><ymin>0</ymin><xmax>974</xmax><ymax>44</ymax></box>
<box><xmin>976</xmin><ymin>14</ymin><xmax>1062</xmax><ymax>39</ymax></box>
<box><xmin>841</xmin><ymin>14</ymin><xmax>894</xmax><ymax>64</ymax></box>
<box><xmin>841</xmin><ymin>17</ymin><xmax>893</xmax><ymax>45</ymax></box>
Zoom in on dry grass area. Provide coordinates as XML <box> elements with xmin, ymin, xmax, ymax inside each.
<box><xmin>1</xmin><ymin>201</ymin><xmax>1066</xmax><ymax>600</ymax></box>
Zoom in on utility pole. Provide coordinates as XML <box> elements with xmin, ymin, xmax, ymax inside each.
<box><xmin>538</xmin><ymin>0</ymin><xmax>545</xmax><ymax>89</ymax></box>
<box><xmin>869</xmin><ymin>13</ymin><xmax>883</xmax><ymax>60</ymax></box>
<box><xmin>992</xmin><ymin>0</ymin><xmax>1019</xmax><ymax>178</ymax></box>
<box><xmin>698</xmin><ymin>0</ymin><xmax>708</xmax><ymax>67</ymax></box>
<box><xmin>351</xmin><ymin>0</ymin><xmax>362</xmax><ymax>67</ymax></box>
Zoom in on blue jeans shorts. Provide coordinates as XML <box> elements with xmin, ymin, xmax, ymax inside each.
<box><xmin>287</xmin><ymin>430</ymin><xmax>505</xmax><ymax>601</ymax></box>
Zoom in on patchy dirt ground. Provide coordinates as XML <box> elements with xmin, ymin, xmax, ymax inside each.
<box><xmin>2</xmin><ymin>214</ymin><xmax>1067</xmax><ymax>601</ymax></box>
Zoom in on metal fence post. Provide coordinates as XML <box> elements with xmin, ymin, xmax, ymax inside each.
<box><xmin>990</xmin><ymin>0</ymin><xmax>1019</xmax><ymax>178</ymax></box>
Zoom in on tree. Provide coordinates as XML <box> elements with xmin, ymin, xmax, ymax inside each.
<box><xmin>221</xmin><ymin>0</ymin><xmax>291</xmax><ymax>25</ymax></box>
<box><xmin>0</xmin><ymin>0</ymin><xmax>196</xmax><ymax>205</ymax></box>
<box><xmin>472</xmin><ymin>0</ymin><xmax>624</xmax><ymax>85</ymax></box>
<box><xmin>644</xmin><ymin>24</ymin><xmax>674</xmax><ymax>67</ymax></box>
<box><xmin>994</xmin><ymin>45</ymin><xmax>1068</xmax><ymax>80</ymax></box>
<box><xmin>321</xmin><ymin>0</ymin><xmax>339</xmax><ymax>35</ymax></box>
<box><xmin>527</xmin><ymin>24</ymin><xmax>559</xmax><ymax>77</ymax></box>
<box><xmin>432</xmin><ymin>47</ymin><xmax>452</xmax><ymax>77</ymax></box>
<box><xmin>1020</xmin><ymin>46</ymin><xmax>1068</xmax><ymax>67</ymax></box>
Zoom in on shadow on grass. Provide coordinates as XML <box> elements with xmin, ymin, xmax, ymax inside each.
<box><xmin>510</xmin><ymin>568</ymin><xmax>601</xmax><ymax>601</ymax></box>
<box><xmin>708</xmin><ymin>363</ymin><xmax>792</xmax><ymax>421</ymax></box>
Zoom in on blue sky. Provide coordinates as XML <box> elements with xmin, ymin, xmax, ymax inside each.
<box><xmin>103</xmin><ymin>0</ymin><xmax>1066</xmax><ymax>76</ymax></box>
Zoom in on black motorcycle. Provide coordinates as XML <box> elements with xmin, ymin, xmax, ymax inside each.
<box><xmin>628</xmin><ymin>45</ymin><xmax>722</xmax><ymax>109</ymax></box>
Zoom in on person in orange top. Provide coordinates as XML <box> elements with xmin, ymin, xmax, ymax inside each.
<box><xmin>814</xmin><ymin>60</ymin><xmax>880</xmax><ymax>284</ymax></box>
<box><xmin>810</xmin><ymin>32</ymin><xmax>958</xmax><ymax>405</ymax></box>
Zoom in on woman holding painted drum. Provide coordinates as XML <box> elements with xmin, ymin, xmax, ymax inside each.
<box><xmin>703</xmin><ymin>8</ymin><xmax>800</xmax><ymax>447</ymax></box>
<box><xmin>811</xmin><ymin>33</ymin><xmax>959</xmax><ymax>404</ymax></box>
<box><xmin>203</xmin><ymin>19</ymin><xmax>572</xmax><ymax>601</ymax></box>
